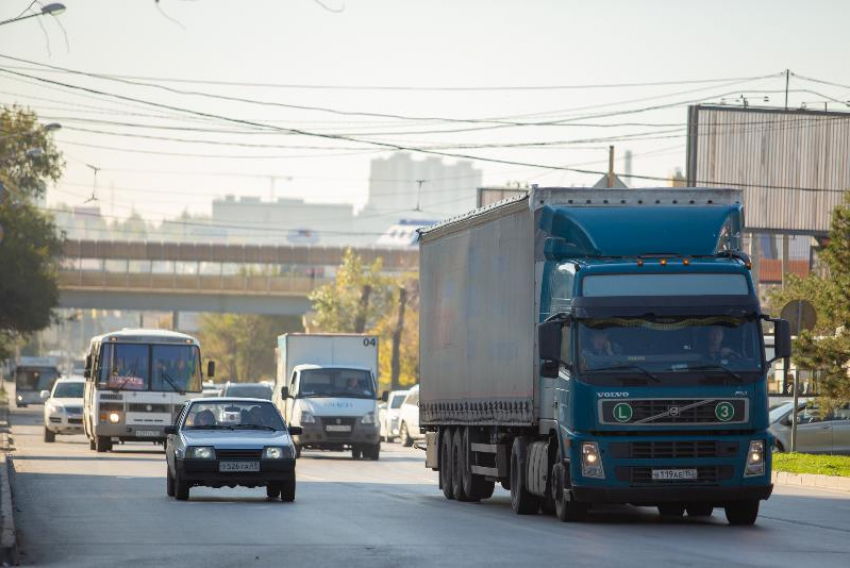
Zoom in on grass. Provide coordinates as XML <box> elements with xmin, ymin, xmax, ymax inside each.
<box><xmin>773</xmin><ymin>452</ymin><xmax>850</xmax><ymax>477</ymax></box>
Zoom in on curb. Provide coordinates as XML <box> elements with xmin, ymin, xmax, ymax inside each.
<box><xmin>772</xmin><ymin>470</ymin><xmax>850</xmax><ymax>493</ymax></box>
<box><xmin>0</xmin><ymin>453</ymin><xmax>16</xmax><ymax>567</ymax></box>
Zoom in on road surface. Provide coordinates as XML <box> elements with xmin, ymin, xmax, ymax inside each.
<box><xmin>7</xmin><ymin>403</ymin><xmax>850</xmax><ymax>567</ymax></box>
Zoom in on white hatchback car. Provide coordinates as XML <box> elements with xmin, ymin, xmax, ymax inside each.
<box><xmin>41</xmin><ymin>377</ymin><xmax>85</xmax><ymax>443</ymax></box>
<box><xmin>397</xmin><ymin>385</ymin><xmax>423</xmax><ymax>447</ymax></box>
<box><xmin>379</xmin><ymin>389</ymin><xmax>409</xmax><ymax>442</ymax></box>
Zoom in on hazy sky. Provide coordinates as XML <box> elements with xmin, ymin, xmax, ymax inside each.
<box><xmin>2</xmin><ymin>0</ymin><xmax>849</xmax><ymax>232</ymax></box>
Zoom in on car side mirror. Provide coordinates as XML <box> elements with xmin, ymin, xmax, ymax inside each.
<box><xmin>767</xmin><ymin>318</ymin><xmax>792</xmax><ymax>363</ymax></box>
<box><xmin>40</xmin><ymin>390</ymin><xmax>51</xmax><ymax>401</ymax></box>
<box><xmin>281</xmin><ymin>386</ymin><xmax>290</xmax><ymax>399</ymax></box>
<box><xmin>207</xmin><ymin>361</ymin><xmax>216</xmax><ymax>378</ymax></box>
<box><xmin>164</xmin><ymin>425</ymin><xmax>177</xmax><ymax>435</ymax></box>
<box><xmin>380</xmin><ymin>390</ymin><xmax>389</xmax><ymax>402</ymax></box>
<box><xmin>780</xmin><ymin>416</ymin><xmax>791</xmax><ymax>427</ymax></box>
<box><xmin>288</xmin><ymin>426</ymin><xmax>303</xmax><ymax>436</ymax></box>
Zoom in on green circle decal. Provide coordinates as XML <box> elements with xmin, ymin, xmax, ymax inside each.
<box><xmin>613</xmin><ymin>402</ymin><xmax>633</xmax><ymax>423</ymax></box>
<box><xmin>715</xmin><ymin>401</ymin><xmax>735</xmax><ymax>422</ymax></box>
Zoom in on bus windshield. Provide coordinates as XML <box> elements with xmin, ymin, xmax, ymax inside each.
<box><xmin>99</xmin><ymin>343</ymin><xmax>201</xmax><ymax>393</ymax></box>
<box><xmin>16</xmin><ymin>368</ymin><xmax>59</xmax><ymax>391</ymax></box>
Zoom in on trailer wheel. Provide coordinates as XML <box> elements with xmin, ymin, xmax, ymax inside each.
<box><xmin>461</xmin><ymin>428</ymin><xmax>495</xmax><ymax>501</ymax></box>
<box><xmin>440</xmin><ymin>428</ymin><xmax>454</xmax><ymax>500</ymax></box>
<box><xmin>725</xmin><ymin>500</ymin><xmax>759</xmax><ymax>525</ymax></box>
<box><xmin>510</xmin><ymin>438</ymin><xmax>540</xmax><ymax>515</ymax></box>
<box><xmin>451</xmin><ymin>429</ymin><xmax>470</xmax><ymax>501</ymax></box>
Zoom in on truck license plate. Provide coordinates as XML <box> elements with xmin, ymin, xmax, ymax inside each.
<box><xmin>652</xmin><ymin>468</ymin><xmax>698</xmax><ymax>481</ymax></box>
<box><xmin>325</xmin><ymin>425</ymin><xmax>351</xmax><ymax>432</ymax></box>
<box><xmin>219</xmin><ymin>461</ymin><xmax>260</xmax><ymax>472</ymax></box>
<box><xmin>135</xmin><ymin>430</ymin><xmax>160</xmax><ymax>437</ymax></box>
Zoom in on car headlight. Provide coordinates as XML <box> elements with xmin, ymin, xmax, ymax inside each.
<box><xmin>48</xmin><ymin>404</ymin><xmax>65</xmax><ymax>414</ymax></box>
<box><xmin>581</xmin><ymin>441</ymin><xmax>605</xmax><ymax>479</ymax></box>
<box><xmin>745</xmin><ymin>440</ymin><xmax>765</xmax><ymax>477</ymax></box>
<box><xmin>187</xmin><ymin>446</ymin><xmax>216</xmax><ymax>460</ymax></box>
<box><xmin>361</xmin><ymin>412</ymin><xmax>376</xmax><ymax>425</ymax></box>
<box><xmin>263</xmin><ymin>446</ymin><xmax>293</xmax><ymax>459</ymax></box>
<box><xmin>300</xmin><ymin>411</ymin><xmax>316</xmax><ymax>424</ymax></box>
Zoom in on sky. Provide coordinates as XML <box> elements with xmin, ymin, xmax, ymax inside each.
<box><xmin>1</xmin><ymin>0</ymin><xmax>849</xmax><ymax>233</ymax></box>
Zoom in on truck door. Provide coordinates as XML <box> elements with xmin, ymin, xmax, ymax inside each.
<box><xmin>284</xmin><ymin>371</ymin><xmax>298</xmax><ymax>423</ymax></box>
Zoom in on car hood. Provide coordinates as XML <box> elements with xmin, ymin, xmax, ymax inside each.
<box><xmin>299</xmin><ymin>397</ymin><xmax>376</xmax><ymax>417</ymax></box>
<box><xmin>182</xmin><ymin>430</ymin><xmax>292</xmax><ymax>449</ymax></box>
<box><xmin>49</xmin><ymin>397</ymin><xmax>84</xmax><ymax>405</ymax></box>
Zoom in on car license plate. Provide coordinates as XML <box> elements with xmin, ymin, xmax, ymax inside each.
<box><xmin>219</xmin><ymin>461</ymin><xmax>260</xmax><ymax>472</ymax></box>
<box><xmin>325</xmin><ymin>425</ymin><xmax>351</xmax><ymax>432</ymax></box>
<box><xmin>652</xmin><ymin>468</ymin><xmax>698</xmax><ymax>481</ymax></box>
<box><xmin>135</xmin><ymin>430</ymin><xmax>160</xmax><ymax>437</ymax></box>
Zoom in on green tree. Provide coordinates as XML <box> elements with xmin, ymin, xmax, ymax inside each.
<box><xmin>0</xmin><ymin>105</ymin><xmax>63</xmax><ymax>202</ymax></box>
<box><xmin>768</xmin><ymin>194</ymin><xmax>850</xmax><ymax>401</ymax></box>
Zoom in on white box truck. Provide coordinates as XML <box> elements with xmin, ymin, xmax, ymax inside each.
<box><xmin>273</xmin><ymin>333</ymin><xmax>382</xmax><ymax>460</ymax></box>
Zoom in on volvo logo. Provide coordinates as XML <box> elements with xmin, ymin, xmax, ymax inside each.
<box><xmin>146</xmin><ymin>404</ymin><xmax>153</xmax><ymax>412</ymax></box>
<box><xmin>668</xmin><ymin>406</ymin><xmax>681</xmax><ymax>417</ymax></box>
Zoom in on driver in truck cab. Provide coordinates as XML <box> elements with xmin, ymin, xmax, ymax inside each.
<box><xmin>705</xmin><ymin>326</ymin><xmax>737</xmax><ymax>360</ymax></box>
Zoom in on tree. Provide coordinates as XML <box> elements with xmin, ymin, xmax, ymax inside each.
<box><xmin>768</xmin><ymin>193</ymin><xmax>850</xmax><ymax>401</ymax></box>
<box><xmin>0</xmin><ymin>106</ymin><xmax>64</xmax><ymax>343</ymax></box>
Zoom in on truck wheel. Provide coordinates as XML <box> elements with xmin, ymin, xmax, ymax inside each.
<box><xmin>461</xmin><ymin>428</ymin><xmax>495</xmax><ymax>501</ymax></box>
<box><xmin>266</xmin><ymin>484</ymin><xmax>281</xmax><ymax>499</ymax></box>
<box><xmin>510</xmin><ymin>438</ymin><xmax>540</xmax><ymax>515</ymax></box>
<box><xmin>44</xmin><ymin>427</ymin><xmax>56</xmax><ymax>443</ymax></box>
<box><xmin>552</xmin><ymin>456</ymin><xmax>588</xmax><ymax>522</ymax></box>
<box><xmin>166</xmin><ymin>466</ymin><xmax>175</xmax><ymax>497</ymax></box>
<box><xmin>440</xmin><ymin>428</ymin><xmax>454</xmax><ymax>500</ymax></box>
<box><xmin>280</xmin><ymin>478</ymin><xmax>296</xmax><ymax>502</ymax></box>
<box><xmin>451</xmin><ymin>429</ymin><xmax>470</xmax><ymax>501</ymax></box>
<box><xmin>725</xmin><ymin>501</ymin><xmax>759</xmax><ymax>525</ymax></box>
<box><xmin>174</xmin><ymin>471</ymin><xmax>190</xmax><ymax>501</ymax></box>
<box><xmin>658</xmin><ymin>503</ymin><xmax>686</xmax><ymax>518</ymax></box>
<box><xmin>400</xmin><ymin>422</ymin><xmax>414</xmax><ymax>447</ymax></box>
<box><xmin>95</xmin><ymin>436</ymin><xmax>112</xmax><ymax>453</ymax></box>
<box><xmin>686</xmin><ymin>503</ymin><xmax>714</xmax><ymax>517</ymax></box>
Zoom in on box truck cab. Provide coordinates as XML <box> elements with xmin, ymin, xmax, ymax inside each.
<box><xmin>274</xmin><ymin>334</ymin><xmax>382</xmax><ymax>460</ymax></box>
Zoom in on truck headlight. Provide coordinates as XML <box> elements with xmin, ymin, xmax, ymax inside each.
<box><xmin>264</xmin><ymin>446</ymin><xmax>293</xmax><ymax>459</ymax></box>
<box><xmin>187</xmin><ymin>446</ymin><xmax>215</xmax><ymax>460</ymax></box>
<box><xmin>361</xmin><ymin>412</ymin><xmax>376</xmax><ymax>425</ymax></box>
<box><xmin>581</xmin><ymin>441</ymin><xmax>605</xmax><ymax>479</ymax></box>
<box><xmin>300</xmin><ymin>412</ymin><xmax>316</xmax><ymax>424</ymax></box>
<box><xmin>745</xmin><ymin>440</ymin><xmax>765</xmax><ymax>477</ymax></box>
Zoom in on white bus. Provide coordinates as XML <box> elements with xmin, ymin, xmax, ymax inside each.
<box><xmin>82</xmin><ymin>329</ymin><xmax>214</xmax><ymax>452</ymax></box>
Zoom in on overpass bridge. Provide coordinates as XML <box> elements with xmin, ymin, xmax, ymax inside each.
<box><xmin>59</xmin><ymin>239</ymin><xmax>419</xmax><ymax>316</ymax></box>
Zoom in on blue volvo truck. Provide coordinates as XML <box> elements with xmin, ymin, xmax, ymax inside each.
<box><xmin>419</xmin><ymin>187</ymin><xmax>791</xmax><ymax>525</ymax></box>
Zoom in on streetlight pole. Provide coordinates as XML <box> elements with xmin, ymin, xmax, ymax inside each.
<box><xmin>0</xmin><ymin>3</ymin><xmax>66</xmax><ymax>27</ymax></box>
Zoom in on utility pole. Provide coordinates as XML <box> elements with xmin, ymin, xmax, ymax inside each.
<box><xmin>607</xmin><ymin>146</ymin><xmax>615</xmax><ymax>188</ymax></box>
<box><xmin>784</xmin><ymin>69</ymin><xmax>790</xmax><ymax>111</ymax></box>
<box><xmin>414</xmin><ymin>179</ymin><xmax>426</xmax><ymax>211</ymax></box>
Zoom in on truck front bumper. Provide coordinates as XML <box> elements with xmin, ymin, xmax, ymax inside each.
<box><xmin>570</xmin><ymin>484</ymin><xmax>773</xmax><ymax>504</ymax></box>
<box><xmin>295</xmin><ymin>420</ymin><xmax>380</xmax><ymax>448</ymax></box>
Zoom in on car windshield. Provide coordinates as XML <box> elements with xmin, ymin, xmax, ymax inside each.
<box><xmin>769</xmin><ymin>402</ymin><xmax>794</xmax><ymax>423</ymax></box>
<box><xmin>224</xmin><ymin>384</ymin><xmax>273</xmax><ymax>400</ymax></box>
<box><xmin>390</xmin><ymin>394</ymin><xmax>406</xmax><ymax>409</ymax></box>
<box><xmin>298</xmin><ymin>368</ymin><xmax>375</xmax><ymax>399</ymax></box>
<box><xmin>53</xmin><ymin>382</ymin><xmax>84</xmax><ymax>398</ymax></box>
<box><xmin>99</xmin><ymin>343</ymin><xmax>201</xmax><ymax>392</ymax></box>
<box><xmin>577</xmin><ymin>315</ymin><xmax>763</xmax><ymax>385</ymax></box>
<box><xmin>16</xmin><ymin>368</ymin><xmax>58</xmax><ymax>391</ymax></box>
<box><xmin>183</xmin><ymin>401</ymin><xmax>286</xmax><ymax>431</ymax></box>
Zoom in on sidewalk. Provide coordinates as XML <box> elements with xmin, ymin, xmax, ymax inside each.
<box><xmin>0</xmin><ymin>393</ymin><xmax>18</xmax><ymax>566</ymax></box>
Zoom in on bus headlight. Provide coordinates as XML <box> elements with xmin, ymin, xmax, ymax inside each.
<box><xmin>108</xmin><ymin>412</ymin><xmax>121</xmax><ymax>423</ymax></box>
<box><xmin>187</xmin><ymin>446</ymin><xmax>215</xmax><ymax>460</ymax></box>
<box><xmin>745</xmin><ymin>440</ymin><xmax>765</xmax><ymax>477</ymax></box>
<box><xmin>581</xmin><ymin>441</ymin><xmax>605</xmax><ymax>479</ymax></box>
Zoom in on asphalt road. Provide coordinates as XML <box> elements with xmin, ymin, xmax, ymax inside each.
<box><xmin>7</xmin><ymin>403</ymin><xmax>850</xmax><ymax>568</ymax></box>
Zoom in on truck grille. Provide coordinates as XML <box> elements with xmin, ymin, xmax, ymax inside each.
<box><xmin>216</xmin><ymin>449</ymin><xmax>263</xmax><ymax>460</ymax></box>
<box><xmin>609</xmin><ymin>441</ymin><xmax>739</xmax><ymax>459</ymax></box>
<box><xmin>128</xmin><ymin>403</ymin><xmax>170</xmax><ymax>413</ymax></box>
<box><xmin>600</xmin><ymin>399</ymin><xmax>748</xmax><ymax>425</ymax></box>
<box><xmin>616</xmin><ymin>465</ymin><xmax>734</xmax><ymax>485</ymax></box>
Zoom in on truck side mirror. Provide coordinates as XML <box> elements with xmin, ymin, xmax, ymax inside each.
<box><xmin>207</xmin><ymin>361</ymin><xmax>215</xmax><ymax>378</ymax></box>
<box><xmin>380</xmin><ymin>390</ymin><xmax>389</xmax><ymax>403</ymax></box>
<box><xmin>281</xmin><ymin>386</ymin><xmax>290</xmax><ymax>399</ymax></box>
<box><xmin>768</xmin><ymin>319</ymin><xmax>792</xmax><ymax>363</ymax></box>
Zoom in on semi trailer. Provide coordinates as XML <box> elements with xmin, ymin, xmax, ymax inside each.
<box><xmin>419</xmin><ymin>187</ymin><xmax>791</xmax><ymax>525</ymax></box>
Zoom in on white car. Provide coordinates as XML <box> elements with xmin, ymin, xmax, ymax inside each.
<box><xmin>379</xmin><ymin>389</ymin><xmax>409</xmax><ymax>442</ymax></box>
<box><xmin>397</xmin><ymin>385</ymin><xmax>424</xmax><ymax>447</ymax></box>
<box><xmin>41</xmin><ymin>377</ymin><xmax>85</xmax><ymax>443</ymax></box>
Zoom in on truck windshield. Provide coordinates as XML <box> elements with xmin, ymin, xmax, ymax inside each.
<box><xmin>298</xmin><ymin>369</ymin><xmax>375</xmax><ymax>399</ymax></box>
<box><xmin>16</xmin><ymin>368</ymin><xmax>59</xmax><ymax>391</ymax></box>
<box><xmin>577</xmin><ymin>315</ymin><xmax>763</xmax><ymax>385</ymax></box>
<box><xmin>99</xmin><ymin>343</ymin><xmax>202</xmax><ymax>392</ymax></box>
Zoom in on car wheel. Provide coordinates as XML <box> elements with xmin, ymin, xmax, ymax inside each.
<box><xmin>44</xmin><ymin>427</ymin><xmax>56</xmax><ymax>443</ymax></box>
<box><xmin>772</xmin><ymin>441</ymin><xmax>785</xmax><ymax>453</ymax></box>
<box><xmin>686</xmin><ymin>503</ymin><xmax>714</xmax><ymax>517</ymax></box>
<box><xmin>266</xmin><ymin>484</ymin><xmax>281</xmax><ymax>500</ymax></box>
<box><xmin>95</xmin><ymin>436</ymin><xmax>112</xmax><ymax>453</ymax></box>
<box><xmin>440</xmin><ymin>428</ymin><xmax>454</xmax><ymax>500</ymax></box>
<box><xmin>174</xmin><ymin>470</ymin><xmax>190</xmax><ymax>501</ymax></box>
<box><xmin>166</xmin><ymin>466</ymin><xmax>175</xmax><ymax>497</ymax></box>
<box><xmin>280</xmin><ymin>478</ymin><xmax>296</xmax><ymax>502</ymax></box>
<box><xmin>658</xmin><ymin>503</ymin><xmax>686</xmax><ymax>518</ymax></box>
<box><xmin>364</xmin><ymin>444</ymin><xmax>380</xmax><ymax>461</ymax></box>
<box><xmin>725</xmin><ymin>500</ymin><xmax>759</xmax><ymax>526</ymax></box>
<box><xmin>400</xmin><ymin>422</ymin><xmax>414</xmax><ymax>447</ymax></box>
<box><xmin>351</xmin><ymin>446</ymin><xmax>362</xmax><ymax>460</ymax></box>
<box><xmin>89</xmin><ymin>438</ymin><xmax>96</xmax><ymax>451</ymax></box>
